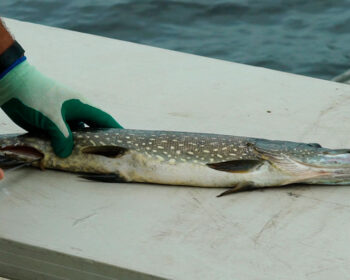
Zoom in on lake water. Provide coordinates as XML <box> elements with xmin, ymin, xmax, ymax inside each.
<box><xmin>1</xmin><ymin>0</ymin><xmax>349</xmax><ymax>80</ymax></box>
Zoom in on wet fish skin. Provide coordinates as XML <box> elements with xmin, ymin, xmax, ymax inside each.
<box><xmin>1</xmin><ymin>128</ymin><xmax>350</xmax><ymax>193</ymax></box>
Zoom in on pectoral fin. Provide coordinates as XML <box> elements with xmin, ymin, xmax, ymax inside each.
<box><xmin>207</xmin><ymin>159</ymin><xmax>264</xmax><ymax>173</ymax></box>
<box><xmin>217</xmin><ymin>182</ymin><xmax>255</xmax><ymax>197</ymax></box>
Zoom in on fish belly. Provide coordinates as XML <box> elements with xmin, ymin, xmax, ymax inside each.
<box><xmin>104</xmin><ymin>151</ymin><xmax>293</xmax><ymax>188</ymax></box>
<box><xmin>40</xmin><ymin>149</ymin><xmax>294</xmax><ymax>188</ymax></box>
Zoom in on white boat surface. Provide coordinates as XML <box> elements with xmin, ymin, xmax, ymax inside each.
<box><xmin>1</xmin><ymin>17</ymin><xmax>350</xmax><ymax>280</ymax></box>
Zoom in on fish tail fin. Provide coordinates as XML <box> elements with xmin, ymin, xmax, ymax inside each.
<box><xmin>0</xmin><ymin>154</ymin><xmax>27</xmax><ymax>169</ymax></box>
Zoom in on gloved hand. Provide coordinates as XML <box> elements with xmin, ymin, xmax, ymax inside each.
<box><xmin>0</xmin><ymin>59</ymin><xmax>122</xmax><ymax>158</ymax></box>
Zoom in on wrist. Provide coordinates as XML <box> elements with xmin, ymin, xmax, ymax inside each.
<box><xmin>0</xmin><ymin>41</ymin><xmax>25</xmax><ymax>80</ymax></box>
<box><xmin>0</xmin><ymin>56</ymin><xmax>26</xmax><ymax>80</ymax></box>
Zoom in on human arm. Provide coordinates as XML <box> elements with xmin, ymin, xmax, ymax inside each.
<box><xmin>0</xmin><ymin>19</ymin><xmax>122</xmax><ymax>161</ymax></box>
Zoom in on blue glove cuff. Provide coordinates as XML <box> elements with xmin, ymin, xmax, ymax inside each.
<box><xmin>0</xmin><ymin>56</ymin><xmax>27</xmax><ymax>80</ymax></box>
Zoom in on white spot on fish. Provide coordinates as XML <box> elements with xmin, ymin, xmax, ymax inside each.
<box><xmin>169</xmin><ymin>159</ymin><xmax>176</xmax><ymax>164</ymax></box>
<box><xmin>203</xmin><ymin>150</ymin><xmax>210</xmax><ymax>153</ymax></box>
<box><xmin>89</xmin><ymin>140</ymin><xmax>96</xmax><ymax>145</ymax></box>
<box><xmin>187</xmin><ymin>151</ymin><xmax>194</xmax><ymax>155</ymax></box>
<box><xmin>94</xmin><ymin>135</ymin><xmax>99</xmax><ymax>138</ymax></box>
<box><xmin>117</xmin><ymin>140</ymin><xmax>123</xmax><ymax>143</ymax></box>
<box><xmin>217</xmin><ymin>154</ymin><xmax>223</xmax><ymax>158</ymax></box>
<box><xmin>157</xmin><ymin>146</ymin><xmax>164</xmax><ymax>149</ymax></box>
<box><xmin>176</xmin><ymin>150</ymin><xmax>181</xmax><ymax>155</ymax></box>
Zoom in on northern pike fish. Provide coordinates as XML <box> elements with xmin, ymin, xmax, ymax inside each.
<box><xmin>1</xmin><ymin>128</ymin><xmax>350</xmax><ymax>196</ymax></box>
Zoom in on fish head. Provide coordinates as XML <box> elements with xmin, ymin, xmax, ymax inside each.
<box><xmin>253</xmin><ymin>139</ymin><xmax>350</xmax><ymax>185</ymax></box>
<box><xmin>298</xmin><ymin>148</ymin><xmax>350</xmax><ymax>184</ymax></box>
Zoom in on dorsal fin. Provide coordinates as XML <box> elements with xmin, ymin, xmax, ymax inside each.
<box><xmin>207</xmin><ymin>159</ymin><xmax>263</xmax><ymax>173</ymax></box>
<box><xmin>307</xmin><ymin>143</ymin><xmax>322</xmax><ymax>148</ymax></box>
<box><xmin>81</xmin><ymin>146</ymin><xmax>128</xmax><ymax>158</ymax></box>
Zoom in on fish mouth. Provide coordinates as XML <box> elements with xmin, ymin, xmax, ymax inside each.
<box><xmin>293</xmin><ymin>152</ymin><xmax>350</xmax><ymax>184</ymax></box>
<box><xmin>303</xmin><ymin>152</ymin><xmax>350</xmax><ymax>169</ymax></box>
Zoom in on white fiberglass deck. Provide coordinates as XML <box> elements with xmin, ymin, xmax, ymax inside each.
<box><xmin>1</xmin><ymin>18</ymin><xmax>350</xmax><ymax>280</ymax></box>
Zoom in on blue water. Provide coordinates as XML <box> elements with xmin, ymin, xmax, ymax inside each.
<box><xmin>1</xmin><ymin>0</ymin><xmax>349</xmax><ymax>79</ymax></box>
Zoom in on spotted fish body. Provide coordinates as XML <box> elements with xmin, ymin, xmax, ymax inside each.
<box><xmin>1</xmin><ymin>128</ymin><xmax>350</xmax><ymax>193</ymax></box>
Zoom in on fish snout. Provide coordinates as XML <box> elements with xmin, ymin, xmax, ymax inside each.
<box><xmin>305</xmin><ymin>150</ymin><xmax>350</xmax><ymax>169</ymax></box>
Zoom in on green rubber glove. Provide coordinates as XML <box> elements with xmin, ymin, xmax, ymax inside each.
<box><xmin>0</xmin><ymin>60</ymin><xmax>122</xmax><ymax>158</ymax></box>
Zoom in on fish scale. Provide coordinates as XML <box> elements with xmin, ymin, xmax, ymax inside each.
<box><xmin>75</xmin><ymin>129</ymin><xmax>258</xmax><ymax>164</ymax></box>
